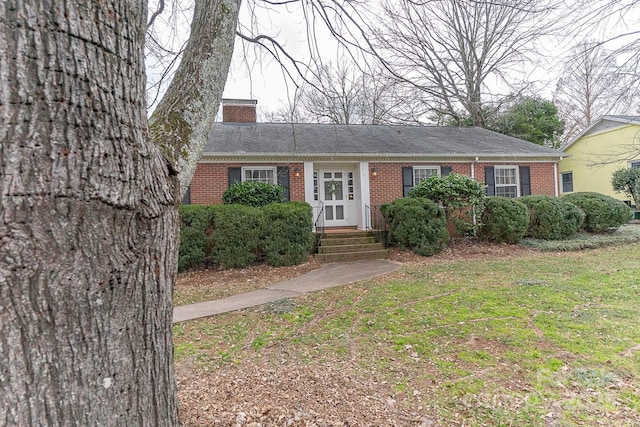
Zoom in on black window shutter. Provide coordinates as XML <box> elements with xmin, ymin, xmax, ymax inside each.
<box><xmin>441</xmin><ymin>166</ymin><xmax>453</xmax><ymax>176</ymax></box>
<box><xmin>228</xmin><ymin>167</ymin><xmax>241</xmax><ymax>187</ymax></box>
<box><xmin>181</xmin><ymin>186</ymin><xmax>191</xmax><ymax>205</ymax></box>
<box><xmin>520</xmin><ymin>166</ymin><xmax>531</xmax><ymax>196</ymax></box>
<box><xmin>484</xmin><ymin>166</ymin><xmax>495</xmax><ymax>196</ymax></box>
<box><xmin>402</xmin><ymin>166</ymin><xmax>414</xmax><ymax>197</ymax></box>
<box><xmin>277</xmin><ymin>166</ymin><xmax>290</xmax><ymax>201</ymax></box>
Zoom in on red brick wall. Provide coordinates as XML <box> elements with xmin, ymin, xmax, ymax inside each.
<box><xmin>222</xmin><ymin>105</ymin><xmax>256</xmax><ymax>123</ymax></box>
<box><xmin>190</xmin><ymin>161</ymin><xmax>557</xmax><ymax>205</ymax></box>
<box><xmin>190</xmin><ymin>163</ymin><xmax>226</xmax><ymax>204</ymax></box>
<box><xmin>289</xmin><ymin>164</ymin><xmax>305</xmax><ymax>201</ymax></box>
<box><xmin>190</xmin><ymin>163</ymin><xmax>305</xmax><ymax>204</ymax></box>
<box><xmin>368</xmin><ymin>162</ymin><xmax>473</xmax><ymax>207</ymax></box>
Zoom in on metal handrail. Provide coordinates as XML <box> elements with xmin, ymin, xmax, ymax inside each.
<box><xmin>365</xmin><ymin>204</ymin><xmax>372</xmax><ymax>230</ymax></box>
<box><xmin>313</xmin><ymin>204</ymin><xmax>325</xmax><ymax>249</ymax></box>
<box><xmin>366</xmin><ymin>204</ymin><xmax>388</xmax><ymax>247</ymax></box>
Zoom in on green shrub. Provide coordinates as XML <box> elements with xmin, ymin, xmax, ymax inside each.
<box><xmin>611</xmin><ymin>167</ymin><xmax>640</xmax><ymax>208</ymax></box>
<box><xmin>261</xmin><ymin>202</ymin><xmax>314</xmax><ymax>266</ymax></box>
<box><xmin>210</xmin><ymin>204</ymin><xmax>264</xmax><ymax>268</ymax></box>
<box><xmin>563</xmin><ymin>192</ymin><xmax>632</xmax><ymax>232</ymax></box>
<box><xmin>561</xmin><ymin>201</ymin><xmax>587</xmax><ymax>237</ymax></box>
<box><xmin>222</xmin><ymin>181</ymin><xmax>284</xmax><ymax>207</ymax></box>
<box><xmin>178</xmin><ymin>205</ymin><xmax>218</xmax><ymax>271</ymax></box>
<box><xmin>479</xmin><ymin>197</ymin><xmax>530</xmax><ymax>244</ymax></box>
<box><xmin>178</xmin><ymin>227</ymin><xmax>206</xmax><ymax>271</ymax></box>
<box><xmin>381</xmin><ymin>198</ymin><xmax>449</xmax><ymax>256</ymax></box>
<box><xmin>408</xmin><ymin>173</ymin><xmax>486</xmax><ymax>235</ymax></box>
<box><xmin>520</xmin><ymin>195</ymin><xmax>584</xmax><ymax>240</ymax></box>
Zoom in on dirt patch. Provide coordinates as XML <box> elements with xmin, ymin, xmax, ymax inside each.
<box><xmin>177</xmin><ymin>359</ymin><xmax>434</xmax><ymax>427</ymax></box>
<box><xmin>386</xmin><ymin>238</ymin><xmax>536</xmax><ymax>265</ymax></box>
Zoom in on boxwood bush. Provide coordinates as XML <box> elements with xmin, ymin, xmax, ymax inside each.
<box><xmin>562</xmin><ymin>192</ymin><xmax>632</xmax><ymax>232</ymax></box>
<box><xmin>520</xmin><ymin>195</ymin><xmax>584</xmax><ymax>240</ymax></box>
<box><xmin>261</xmin><ymin>202</ymin><xmax>314</xmax><ymax>266</ymax></box>
<box><xmin>222</xmin><ymin>181</ymin><xmax>284</xmax><ymax>207</ymax></box>
<box><xmin>178</xmin><ymin>202</ymin><xmax>314</xmax><ymax>271</ymax></box>
<box><xmin>381</xmin><ymin>197</ymin><xmax>449</xmax><ymax>256</ymax></box>
<box><xmin>479</xmin><ymin>197</ymin><xmax>530</xmax><ymax>243</ymax></box>
<box><xmin>210</xmin><ymin>204</ymin><xmax>265</xmax><ymax>268</ymax></box>
<box><xmin>178</xmin><ymin>205</ymin><xmax>217</xmax><ymax>271</ymax></box>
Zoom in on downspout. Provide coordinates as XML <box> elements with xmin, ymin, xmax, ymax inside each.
<box><xmin>554</xmin><ymin>159</ymin><xmax>561</xmax><ymax>197</ymax></box>
<box><xmin>472</xmin><ymin>157</ymin><xmax>478</xmax><ymax>226</ymax></box>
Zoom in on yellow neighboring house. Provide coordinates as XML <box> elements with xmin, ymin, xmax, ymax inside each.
<box><xmin>559</xmin><ymin>115</ymin><xmax>640</xmax><ymax>207</ymax></box>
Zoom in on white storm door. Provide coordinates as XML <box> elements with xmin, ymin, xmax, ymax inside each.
<box><xmin>320</xmin><ymin>171</ymin><xmax>349</xmax><ymax>226</ymax></box>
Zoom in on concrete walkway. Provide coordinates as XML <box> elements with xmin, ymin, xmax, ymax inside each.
<box><xmin>173</xmin><ymin>259</ymin><xmax>400</xmax><ymax>323</ymax></box>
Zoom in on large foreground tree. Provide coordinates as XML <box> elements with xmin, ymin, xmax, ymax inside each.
<box><xmin>1</xmin><ymin>0</ymin><xmax>240</xmax><ymax>423</ymax></box>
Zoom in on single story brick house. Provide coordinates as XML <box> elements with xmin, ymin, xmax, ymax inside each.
<box><xmin>186</xmin><ymin>99</ymin><xmax>563</xmax><ymax>230</ymax></box>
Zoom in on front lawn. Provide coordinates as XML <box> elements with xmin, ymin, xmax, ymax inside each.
<box><xmin>174</xmin><ymin>242</ymin><xmax>640</xmax><ymax>426</ymax></box>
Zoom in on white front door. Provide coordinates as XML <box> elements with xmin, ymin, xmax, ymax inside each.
<box><xmin>320</xmin><ymin>171</ymin><xmax>349</xmax><ymax>226</ymax></box>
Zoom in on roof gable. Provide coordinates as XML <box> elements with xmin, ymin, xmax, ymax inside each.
<box><xmin>561</xmin><ymin>115</ymin><xmax>640</xmax><ymax>151</ymax></box>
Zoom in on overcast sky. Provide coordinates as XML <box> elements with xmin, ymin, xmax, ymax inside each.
<box><xmin>147</xmin><ymin>0</ymin><xmax>639</xmax><ymax>121</ymax></box>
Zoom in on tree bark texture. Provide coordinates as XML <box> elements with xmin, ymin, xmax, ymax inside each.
<box><xmin>1</xmin><ymin>0</ymin><xmax>180</xmax><ymax>424</ymax></box>
<box><xmin>149</xmin><ymin>0</ymin><xmax>241</xmax><ymax>195</ymax></box>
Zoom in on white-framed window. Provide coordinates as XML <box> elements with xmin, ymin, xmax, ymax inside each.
<box><xmin>242</xmin><ymin>166</ymin><xmax>277</xmax><ymax>184</ymax></box>
<box><xmin>494</xmin><ymin>166</ymin><xmax>519</xmax><ymax>198</ymax></box>
<box><xmin>629</xmin><ymin>161</ymin><xmax>640</xmax><ymax>169</ymax></box>
<box><xmin>413</xmin><ymin>166</ymin><xmax>440</xmax><ymax>185</ymax></box>
<box><xmin>561</xmin><ymin>171</ymin><xmax>573</xmax><ymax>193</ymax></box>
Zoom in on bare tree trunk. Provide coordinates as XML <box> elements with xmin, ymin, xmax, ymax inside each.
<box><xmin>150</xmin><ymin>0</ymin><xmax>241</xmax><ymax>195</ymax></box>
<box><xmin>1</xmin><ymin>0</ymin><xmax>239</xmax><ymax>424</ymax></box>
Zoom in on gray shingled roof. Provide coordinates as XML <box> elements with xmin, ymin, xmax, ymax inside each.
<box><xmin>205</xmin><ymin>123</ymin><xmax>562</xmax><ymax>159</ymax></box>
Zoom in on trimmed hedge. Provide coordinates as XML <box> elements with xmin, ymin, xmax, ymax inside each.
<box><xmin>562</xmin><ymin>192</ymin><xmax>632</xmax><ymax>232</ymax></box>
<box><xmin>178</xmin><ymin>202</ymin><xmax>314</xmax><ymax>271</ymax></box>
<box><xmin>262</xmin><ymin>202</ymin><xmax>314</xmax><ymax>266</ymax></box>
<box><xmin>381</xmin><ymin>197</ymin><xmax>449</xmax><ymax>256</ymax></box>
<box><xmin>479</xmin><ymin>197</ymin><xmax>530</xmax><ymax>244</ymax></box>
<box><xmin>210</xmin><ymin>204</ymin><xmax>264</xmax><ymax>269</ymax></box>
<box><xmin>178</xmin><ymin>205</ymin><xmax>217</xmax><ymax>271</ymax></box>
<box><xmin>520</xmin><ymin>195</ymin><xmax>584</xmax><ymax>240</ymax></box>
<box><xmin>222</xmin><ymin>181</ymin><xmax>284</xmax><ymax>207</ymax></box>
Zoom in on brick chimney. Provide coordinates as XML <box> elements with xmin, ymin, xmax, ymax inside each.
<box><xmin>222</xmin><ymin>98</ymin><xmax>257</xmax><ymax>123</ymax></box>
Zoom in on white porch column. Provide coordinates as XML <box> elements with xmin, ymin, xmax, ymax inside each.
<box><xmin>303</xmin><ymin>162</ymin><xmax>321</xmax><ymax>230</ymax></box>
<box><xmin>359</xmin><ymin>161</ymin><xmax>371</xmax><ymax>230</ymax></box>
<box><xmin>304</xmin><ymin>161</ymin><xmax>315</xmax><ymax>204</ymax></box>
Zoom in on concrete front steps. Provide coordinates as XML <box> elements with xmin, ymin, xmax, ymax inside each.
<box><xmin>316</xmin><ymin>230</ymin><xmax>389</xmax><ymax>263</ymax></box>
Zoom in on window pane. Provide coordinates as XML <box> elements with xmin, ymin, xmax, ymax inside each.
<box><xmin>631</xmin><ymin>161</ymin><xmax>640</xmax><ymax>169</ymax></box>
<box><xmin>414</xmin><ymin>167</ymin><xmax>438</xmax><ymax>184</ymax></box>
<box><xmin>325</xmin><ymin>206</ymin><xmax>333</xmax><ymax>220</ymax></box>
<box><xmin>244</xmin><ymin>168</ymin><xmax>275</xmax><ymax>183</ymax></box>
<box><xmin>324</xmin><ymin>180</ymin><xmax>343</xmax><ymax>200</ymax></box>
<box><xmin>562</xmin><ymin>172</ymin><xmax>573</xmax><ymax>193</ymax></box>
<box><xmin>496</xmin><ymin>186</ymin><xmax>517</xmax><ymax>198</ymax></box>
<box><xmin>336</xmin><ymin>205</ymin><xmax>344</xmax><ymax>220</ymax></box>
<box><xmin>495</xmin><ymin>168</ymin><xmax>516</xmax><ymax>185</ymax></box>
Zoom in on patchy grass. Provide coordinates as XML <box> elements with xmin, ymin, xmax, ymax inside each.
<box><xmin>174</xmin><ymin>242</ymin><xmax>640</xmax><ymax>426</ymax></box>
<box><xmin>522</xmin><ymin>223</ymin><xmax>640</xmax><ymax>251</ymax></box>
